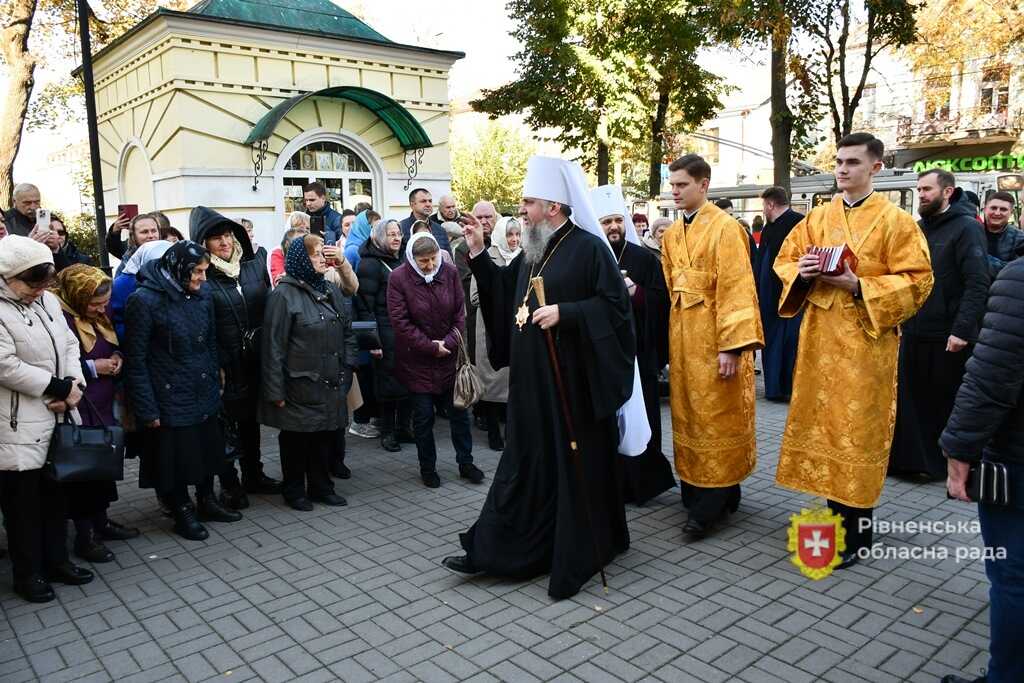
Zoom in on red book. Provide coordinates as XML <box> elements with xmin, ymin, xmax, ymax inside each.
<box><xmin>808</xmin><ymin>244</ymin><xmax>858</xmax><ymax>276</ymax></box>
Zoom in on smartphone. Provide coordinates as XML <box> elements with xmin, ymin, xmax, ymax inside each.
<box><xmin>309</xmin><ymin>214</ymin><xmax>325</xmax><ymax>237</ymax></box>
<box><xmin>117</xmin><ymin>204</ymin><xmax>139</xmax><ymax>221</ymax></box>
<box><xmin>35</xmin><ymin>208</ymin><xmax>51</xmax><ymax>233</ymax></box>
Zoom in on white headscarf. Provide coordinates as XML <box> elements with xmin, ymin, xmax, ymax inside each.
<box><xmin>589</xmin><ymin>184</ymin><xmax>641</xmax><ymax>246</ymax></box>
<box><xmin>123</xmin><ymin>240</ymin><xmax>173</xmax><ymax>276</ymax></box>
<box><xmin>405</xmin><ymin>232</ymin><xmax>443</xmax><ymax>283</ymax></box>
<box><xmin>491</xmin><ymin>216</ymin><xmax>522</xmax><ymax>263</ymax></box>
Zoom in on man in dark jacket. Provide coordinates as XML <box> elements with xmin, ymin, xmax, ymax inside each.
<box><xmin>939</xmin><ymin>257</ymin><xmax>1024</xmax><ymax>683</ymax></box>
<box><xmin>755</xmin><ymin>186</ymin><xmax>804</xmax><ymax>401</ymax></box>
<box><xmin>398</xmin><ymin>187</ymin><xmax>451</xmax><ymax>254</ymax></box>
<box><xmin>982</xmin><ymin>191</ymin><xmax>1024</xmax><ymax>279</ymax></box>
<box><xmin>302</xmin><ymin>181</ymin><xmax>343</xmax><ymax>244</ymax></box>
<box><xmin>4</xmin><ymin>184</ymin><xmax>75</xmax><ymax>271</ymax></box>
<box><xmin>890</xmin><ymin>171</ymin><xmax>989</xmax><ymax>479</ymax></box>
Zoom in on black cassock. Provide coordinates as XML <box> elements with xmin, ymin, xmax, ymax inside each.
<box><xmin>612</xmin><ymin>240</ymin><xmax>676</xmax><ymax>504</ymax></box>
<box><xmin>755</xmin><ymin>208</ymin><xmax>804</xmax><ymax>401</ymax></box>
<box><xmin>463</xmin><ymin>221</ymin><xmax>634</xmax><ymax>599</ymax></box>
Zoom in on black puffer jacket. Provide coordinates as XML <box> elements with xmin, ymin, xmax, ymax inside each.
<box><xmin>258</xmin><ymin>275</ymin><xmax>358</xmax><ymax>433</ymax></box>
<box><xmin>940</xmin><ymin>257</ymin><xmax>1024</xmax><ymax>467</ymax></box>
<box><xmin>355</xmin><ymin>239</ymin><xmax>407</xmax><ymax>401</ymax></box>
<box><xmin>902</xmin><ymin>191</ymin><xmax>990</xmax><ymax>342</ymax></box>
<box><xmin>189</xmin><ymin>207</ymin><xmax>269</xmax><ymax>407</ymax></box>
<box><xmin>983</xmin><ymin>223</ymin><xmax>1024</xmax><ymax>279</ymax></box>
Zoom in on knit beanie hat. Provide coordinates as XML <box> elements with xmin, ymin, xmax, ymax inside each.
<box><xmin>0</xmin><ymin>235</ymin><xmax>54</xmax><ymax>278</ymax></box>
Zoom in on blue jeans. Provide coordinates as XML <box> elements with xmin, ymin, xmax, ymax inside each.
<box><xmin>978</xmin><ymin>502</ymin><xmax>1024</xmax><ymax>683</ymax></box>
<box><xmin>410</xmin><ymin>392</ymin><xmax>472</xmax><ymax>473</ymax></box>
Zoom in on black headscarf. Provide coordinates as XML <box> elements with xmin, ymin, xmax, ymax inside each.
<box><xmin>160</xmin><ymin>240</ymin><xmax>209</xmax><ymax>292</ymax></box>
<box><xmin>285</xmin><ymin>235</ymin><xmax>330</xmax><ymax>295</ymax></box>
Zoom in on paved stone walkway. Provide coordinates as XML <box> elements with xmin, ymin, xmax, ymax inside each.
<box><xmin>0</xmin><ymin>386</ymin><xmax>992</xmax><ymax>682</ymax></box>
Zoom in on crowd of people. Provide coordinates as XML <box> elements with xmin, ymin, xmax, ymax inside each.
<box><xmin>0</xmin><ymin>133</ymin><xmax>1021</xmax><ymax>682</ymax></box>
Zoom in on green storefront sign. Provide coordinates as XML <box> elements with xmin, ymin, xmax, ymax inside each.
<box><xmin>913</xmin><ymin>153</ymin><xmax>1024</xmax><ymax>173</ymax></box>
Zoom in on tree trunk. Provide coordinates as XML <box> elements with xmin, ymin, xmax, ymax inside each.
<box><xmin>0</xmin><ymin>0</ymin><xmax>38</xmax><ymax>208</ymax></box>
<box><xmin>597</xmin><ymin>140</ymin><xmax>609</xmax><ymax>186</ymax></box>
<box><xmin>647</xmin><ymin>79</ymin><xmax>671</xmax><ymax>199</ymax></box>
<box><xmin>769</xmin><ymin>26</ymin><xmax>793</xmax><ymax>194</ymax></box>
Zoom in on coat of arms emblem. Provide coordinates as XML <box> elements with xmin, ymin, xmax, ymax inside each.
<box><xmin>787</xmin><ymin>507</ymin><xmax>846</xmax><ymax>580</ymax></box>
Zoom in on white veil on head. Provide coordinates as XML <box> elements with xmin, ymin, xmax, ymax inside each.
<box><xmin>123</xmin><ymin>240</ymin><xmax>173</xmax><ymax>276</ymax></box>
<box><xmin>589</xmin><ymin>184</ymin><xmax>640</xmax><ymax>246</ymax></box>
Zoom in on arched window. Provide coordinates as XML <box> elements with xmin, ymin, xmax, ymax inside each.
<box><xmin>281</xmin><ymin>140</ymin><xmax>375</xmax><ymax>215</ymax></box>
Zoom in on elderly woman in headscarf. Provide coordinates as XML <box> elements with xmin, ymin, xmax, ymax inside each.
<box><xmin>190</xmin><ymin>207</ymin><xmax>281</xmax><ymax>510</ymax></box>
<box><xmin>0</xmin><ymin>236</ymin><xmax>93</xmax><ymax>603</ymax></box>
<box><xmin>642</xmin><ymin>217</ymin><xmax>671</xmax><ymax>262</ymax></box>
<box><xmin>387</xmin><ymin>232</ymin><xmax>482</xmax><ymax>489</ymax></box>
<box><xmin>110</xmin><ymin>239</ymin><xmax>172</xmax><ymax>339</ymax></box>
<box><xmin>356</xmin><ymin>218</ymin><xmax>411</xmax><ymax>452</ymax></box>
<box><xmin>124</xmin><ymin>240</ymin><xmax>242</xmax><ymax>541</ymax></box>
<box><xmin>470</xmin><ymin>216</ymin><xmax>521</xmax><ymax>451</ymax></box>
<box><xmin>54</xmin><ymin>265</ymin><xmax>140</xmax><ymax>564</ymax></box>
<box><xmin>260</xmin><ymin>234</ymin><xmax>357</xmax><ymax>511</ymax></box>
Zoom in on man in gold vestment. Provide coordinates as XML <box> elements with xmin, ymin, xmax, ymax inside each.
<box><xmin>662</xmin><ymin>154</ymin><xmax>764</xmax><ymax>539</ymax></box>
<box><xmin>773</xmin><ymin>133</ymin><xmax>933</xmax><ymax>567</ymax></box>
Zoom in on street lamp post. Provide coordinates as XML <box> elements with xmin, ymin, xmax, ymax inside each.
<box><xmin>76</xmin><ymin>0</ymin><xmax>110</xmax><ymax>270</ymax></box>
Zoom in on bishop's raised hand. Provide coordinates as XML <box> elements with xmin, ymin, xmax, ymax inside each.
<box><xmin>462</xmin><ymin>212</ymin><xmax>485</xmax><ymax>257</ymax></box>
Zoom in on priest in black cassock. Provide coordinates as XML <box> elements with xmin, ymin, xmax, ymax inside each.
<box><xmin>590</xmin><ymin>185</ymin><xmax>676</xmax><ymax>505</ymax></box>
<box><xmin>755</xmin><ymin>186</ymin><xmax>804</xmax><ymax>401</ymax></box>
<box><xmin>441</xmin><ymin>156</ymin><xmax>647</xmax><ymax>600</ymax></box>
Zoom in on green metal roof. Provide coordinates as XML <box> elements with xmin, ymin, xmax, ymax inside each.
<box><xmin>187</xmin><ymin>0</ymin><xmax>392</xmax><ymax>43</ymax></box>
<box><xmin>244</xmin><ymin>86</ymin><xmax>433</xmax><ymax>149</ymax></box>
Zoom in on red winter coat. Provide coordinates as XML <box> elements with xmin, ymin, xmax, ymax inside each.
<box><xmin>387</xmin><ymin>260</ymin><xmax>465</xmax><ymax>394</ymax></box>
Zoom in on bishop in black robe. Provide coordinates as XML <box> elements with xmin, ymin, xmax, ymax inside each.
<box><xmin>453</xmin><ymin>219</ymin><xmax>635</xmax><ymax>600</ymax></box>
<box><xmin>755</xmin><ymin>207</ymin><xmax>804</xmax><ymax>401</ymax></box>
<box><xmin>610</xmin><ymin>238</ymin><xmax>676</xmax><ymax>504</ymax></box>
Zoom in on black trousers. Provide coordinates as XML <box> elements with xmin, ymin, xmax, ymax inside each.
<box><xmin>0</xmin><ymin>469</ymin><xmax>69</xmax><ymax>580</ymax></box>
<box><xmin>353</xmin><ymin>364</ymin><xmax>378</xmax><ymax>424</ymax></box>
<box><xmin>828</xmin><ymin>500</ymin><xmax>874</xmax><ymax>556</ymax></box>
<box><xmin>680</xmin><ymin>482</ymin><xmax>741</xmax><ymax>524</ymax></box>
<box><xmin>220</xmin><ymin>418</ymin><xmax>263</xmax><ymax>489</ymax></box>
<box><xmin>378</xmin><ymin>399</ymin><xmax>412</xmax><ymax>436</ymax></box>
<box><xmin>278</xmin><ymin>430</ymin><xmax>335</xmax><ymax>501</ymax></box>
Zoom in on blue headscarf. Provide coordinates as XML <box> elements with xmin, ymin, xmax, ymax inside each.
<box><xmin>285</xmin><ymin>235</ymin><xmax>330</xmax><ymax>295</ymax></box>
<box><xmin>343</xmin><ymin>210</ymin><xmax>373</xmax><ymax>270</ymax></box>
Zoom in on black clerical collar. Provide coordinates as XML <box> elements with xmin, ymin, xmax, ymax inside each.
<box><xmin>843</xmin><ymin>191</ymin><xmax>874</xmax><ymax>209</ymax></box>
<box><xmin>682</xmin><ymin>205</ymin><xmax>702</xmax><ymax>224</ymax></box>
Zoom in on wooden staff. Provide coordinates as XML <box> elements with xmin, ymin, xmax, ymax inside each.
<box><xmin>531</xmin><ymin>276</ymin><xmax>608</xmax><ymax>593</ymax></box>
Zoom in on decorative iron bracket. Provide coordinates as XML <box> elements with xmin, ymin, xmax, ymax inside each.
<box><xmin>403</xmin><ymin>148</ymin><xmax>425</xmax><ymax>191</ymax></box>
<box><xmin>251</xmin><ymin>140</ymin><xmax>269</xmax><ymax>192</ymax></box>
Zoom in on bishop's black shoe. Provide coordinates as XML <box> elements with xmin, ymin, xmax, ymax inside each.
<box><xmin>173</xmin><ymin>505</ymin><xmax>209</xmax><ymax>541</ymax></box>
<box><xmin>311</xmin><ymin>493</ymin><xmax>348</xmax><ymax>507</ymax></box>
<box><xmin>422</xmin><ymin>471</ymin><xmax>441</xmax><ymax>488</ymax></box>
<box><xmin>13</xmin><ymin>575</ymin><xmax>55</xmax><ymax>603</ymax></box>
<box><xmin>219</xmin><ymin>487</ymin><xmax>250</xmax><ymax>511</ymax></box>
<box><xmin>442</xmin><ymin>555</ymin><xmax>483</xmax><ymax>576</ymax></box>
<box><xmin>197</xmin><ymin>494</ymin><xmax>243</xmax><ymax>523</ymax></box>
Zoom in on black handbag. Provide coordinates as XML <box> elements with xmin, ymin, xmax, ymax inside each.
<box><xmin>352</xmin><ymin>320</ymin><xmax>382</xmax><ymax>351</ymax></box>
<box><xmin>46</xmin><ymin>392</ymin><xmax>125</xmax><ymax>483</ymax></box>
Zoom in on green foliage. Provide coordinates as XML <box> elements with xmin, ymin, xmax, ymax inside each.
<box><xmin>65</xmin><ymin>212</ymin><xmax>101</xmax><ymax>262</ymax></box>
<box><xmin>450</xmin><ymin>120</ymin><xmax>535</xmax><ymax>216</ymax></box>
<box><xmin>473</xmin><ymin>0</ymin><xmax>725</xmax><ymax>196</ymax></box>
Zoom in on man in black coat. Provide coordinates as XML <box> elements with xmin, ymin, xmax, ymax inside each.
<box><xmin>939</xmin><ymin>256</ymin><xmax>1024</xmax><ymax>683</ymax></box>
<box><xmin>889</xmin><ymin>170</ymin><xmax>989</xmax><ymax>479</ymax></box>
<box><xmin>754</xmin><ymin>187</ymin><xmax>804</xmax><ymax>401</ymax></box>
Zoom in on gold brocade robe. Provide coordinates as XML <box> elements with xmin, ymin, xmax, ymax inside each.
<box><xmin>662</xmin><ymin>202</ymin><xmax>764</xmax><ymax>487</ymax></box>
<box><xmin>773</xmin><ymin>193</ymin><xmax>934</xmax><ymax>508</ymax></box>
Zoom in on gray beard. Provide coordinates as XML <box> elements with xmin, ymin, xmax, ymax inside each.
<box><xmin>522</xmin><ymin>219</ymin><xmax>558</xmax><ymax>265</ymax></box>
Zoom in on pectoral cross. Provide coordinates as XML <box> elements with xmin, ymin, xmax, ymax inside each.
<box><xmin>515</xmin><ymin>303</ymin><xmax>530</xmax><ymax>330</ymax></box>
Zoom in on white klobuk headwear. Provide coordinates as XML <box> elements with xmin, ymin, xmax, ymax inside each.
<box><xmin>523</xmin><ymin>156</ymin><xmax>610</xmax><ymax>252</ymax></box>
<box><xmin>523</xmin><ymin>157</ymin><xmax>650</xmax><ymax>456</ymax></box>
<box><xmin>589</xmin><ymin>184</ymin><xmax>641</xmax><ymax>246</ymax></box>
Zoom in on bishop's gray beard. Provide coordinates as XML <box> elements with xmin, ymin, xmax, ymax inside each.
<box><xmin>522</xmin><ymin>219</ymin><xmax>558</xmax><ymax>265</ymax></box>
